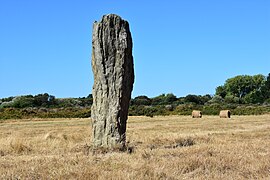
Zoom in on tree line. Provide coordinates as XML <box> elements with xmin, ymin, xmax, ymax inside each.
<box><xmin>0</xmin><ymin>93</ymin><xmax>93</xmax><ymax>109</ymax></box>
<box><xmin>0</xmin><ymin>73</ymin><xmax>269</xmax><ymax>119</ymax></box>
<box><xmin>133</xmin><ymin>73</ymin><xmax>270</xmax><ymax>106</ymax></box>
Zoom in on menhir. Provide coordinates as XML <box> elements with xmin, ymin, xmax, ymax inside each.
<box><xmin>91</xmin><ymin>14</ymin><xmax>134</xmax><ymax>149</ymax></box>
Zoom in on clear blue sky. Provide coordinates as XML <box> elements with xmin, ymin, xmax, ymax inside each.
<box><xmin>0</xmin><ymin>0</ymin><xmax>269</xmax><ymax>98</ymax></box>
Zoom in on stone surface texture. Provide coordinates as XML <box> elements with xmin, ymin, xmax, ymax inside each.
<box><xmin>91</xmin><ymin>14</ymin><xmax>134</xmax><ymax>148</ymax></box>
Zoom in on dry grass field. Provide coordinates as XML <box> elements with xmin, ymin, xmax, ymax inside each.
<box><xmin>1</xmin><ymin>115</ymin><xmax>270</xmax><ymax>179</ymax></box>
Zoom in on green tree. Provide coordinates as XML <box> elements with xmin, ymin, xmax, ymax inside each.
<box><xmin>164</xmin><ymin>93</ymin><xmax>177</xmax><ymax>104</ymax></box>
<box><xmin>224</xmin><ymin>95</ymin><xmax>240</xmax><ymax>104</ymax></box>
<box><xmin>208</xmin><ymin>95</ymin><xmax>224</xmax><ymax>104</ymax></box>
<box><xmin>244</xmin><ymin>90</ymin><xmax>264</xmax><ymax>104</ymax></box>
<box><xmin>131</xmin><ymin>95</ymin><xmax>152</xmax><ymax>106</ymax></box>
<box><xmin>184</xmin><ymin>94</ymin><xmax>203</xmax><ymax>105</ymax></box>
<box><xmin>151</xmin><ymin>93</ymin><xmax>177</xmax><ymax>105</ymax></box>
<box><xmin>1</xmin><ymin>96</ymin><xmax>14</xmax><ymax>102</ymax></box>
<box><xmin>261</xmin><ymin>73</ymin><xmax>270</xmax><ymax>101</ymax></box>
<box><xmin>216</xmin><ymin>74</ymin><xmax>266</xmax><ymax>104</ymax></box>
<box><xmin>201</xmin><ymin>94</ymin><xmax>212</xmax><ymax>104</ymax></box>
<box><xmin>87</xmin><ymin>94</ymin><xmax>93</xmax><ymax>99</ymax></box>
<box><xmin>152</xmin><ymin>94</ymin><xmax>166</xmax><ymax>105</ymax></box>
<box><xmin>224</xmin><ymin>75</ymin><xmax>254</xmax><ymax>98</ymax></box>
<box><xmin>181</xmin><ymin>95</ymin><xmax>211</xmax><ymax>105</ymax></box>
<box><xmin>34</xmin><ymin>93</ymin><xmax>56</xmax><ymax>107</ymax></box>
<box><xmin>12</xmin><ymin>96</ymin><xmax>35</xmax><ymax>108</ymax></box>
<box><xmin>216</xmin><ymin>86</ymin><xmax>226</xmax><ymax>98</ymax></box>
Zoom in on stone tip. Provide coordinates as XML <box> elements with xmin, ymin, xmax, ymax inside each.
<box><xmin>99</xmin><ymin>14</ymin><xmax>126</xmax><ymax>22</ymax></box>
<box><xmin>103</xmin><ymin>14</ymin><xmax>121</xmax><ymax>18</ymax></box>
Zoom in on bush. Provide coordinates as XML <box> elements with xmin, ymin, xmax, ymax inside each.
<box><xmin>174</xmin><ymin>104</ymin><xmax>196</xmax><ymax>115</ymax></box>
<box><xmin>0</xmin><ymin>107</ymin><xmax>91</xmax><ymax>119</ymax></box>
<box><xmin>232</xmin><ymin>106</ymin><xmax>270</xmax><ymax>115</ymax></box>
<box><xmin>224</xmin><ymin>95</ymin><xmax>240</xmax><ymax>104</ymax></box>
<box><xmin>208</xmin><ymin>95</ymin><xmax>224</xmax><ymax>104</ymax></box>
<box><xmin>202</xmin><ymin>104</ymin><xmax>221</xmax><ymax>115</ymax></box>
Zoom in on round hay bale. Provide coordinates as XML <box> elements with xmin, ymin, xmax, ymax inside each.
<box><xmin>192</xmin><ymin>110</ymin><xmax>202</xmax><ymax>118</ymax></box>
<box><xmin>219</xmin><ymin>110</ymin><xmax>231</xmax><ymax>118</ymax></box>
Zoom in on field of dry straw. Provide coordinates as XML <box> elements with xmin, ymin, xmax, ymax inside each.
<box><xmin>1</xmin><ymin>115</ymin><xmax>270</xmax><ymax>179</ymax></box>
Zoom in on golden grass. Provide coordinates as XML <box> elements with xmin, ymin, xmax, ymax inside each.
<box><xmin>1</xmin><ymin>115</ymin><xmax>270</xmax><ymax>179</ymax></box>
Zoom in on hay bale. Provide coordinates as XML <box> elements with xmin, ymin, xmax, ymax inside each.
<box><xmin>192</xmin><ymin>110</ymin><xmax>202</xmax><ymax>118</ymax></box>
<box><xmin>219</xmin><ymin>110</ymin><xmax>231</xmax><ymax>118</ymax></box>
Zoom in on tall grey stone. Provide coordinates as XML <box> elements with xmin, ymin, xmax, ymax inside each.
<box><xmin>91</xmin><ymin>14</ymin><xmax>134</xmax><ymax>149</ymax></box>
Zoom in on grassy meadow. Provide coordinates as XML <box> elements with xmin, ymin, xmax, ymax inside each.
<box><xmin>1</xmin><ymin>115</ymin><xmax>270</xmax><ymax>179</ymax></box>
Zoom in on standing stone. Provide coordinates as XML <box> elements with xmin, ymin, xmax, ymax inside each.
<box><xmin>91</xmin><ymin>14</ymin><xmax>134</xmax><ymax>149</ymax></box>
